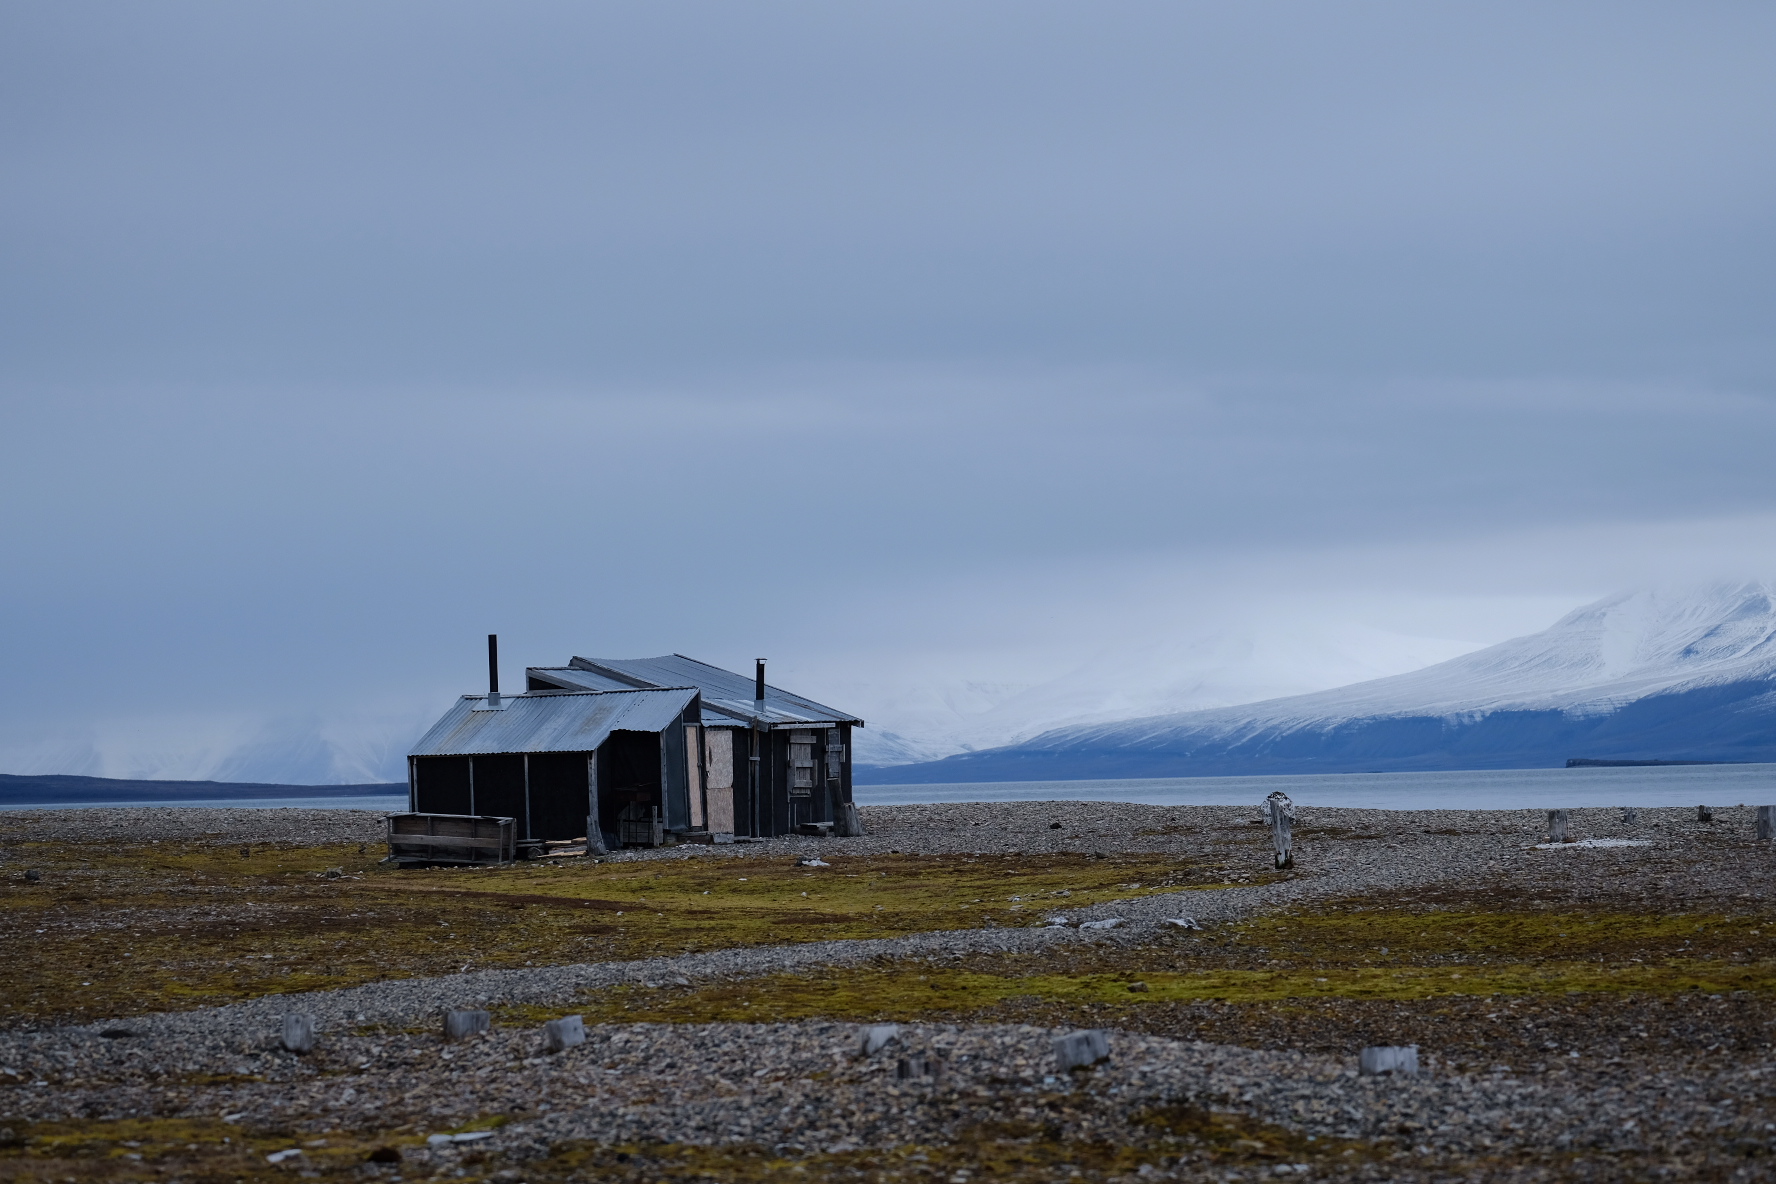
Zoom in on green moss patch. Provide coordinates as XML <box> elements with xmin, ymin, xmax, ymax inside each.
<box><xmin>0</xmin><ymin>843</ymin><xmax>1235</xmax><ymax>1025</ymax></box>
<box><xmin>0</xmin><ymin>1116</ymin><xmax>426</xmax><ymax>1184</ymax></box>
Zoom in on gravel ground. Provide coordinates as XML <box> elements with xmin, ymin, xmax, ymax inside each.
<box><xmin>6</xmin><ymin>798</ymin><xmax>1763</xmax><ymax>855</ymax></box>
<box><xmin>0</xmin><ymin>807</ymin><xmax>391</xmax><ymax>846</ymax></box>
<box><xmin>4</xmin><ymin>800</ymin><xmax>1774</xmax><ymax>1181</ymax></box>
<box><xmin>4</xmin><ymin>1015</ymin><xmax>1772</xmax><ymax>1179</ymax></box>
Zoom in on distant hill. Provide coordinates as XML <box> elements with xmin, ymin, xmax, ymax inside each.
<box><xmin>859</xmin><ymin>583</ymin><xmax>1776</xmax><ymax>783</ymax></box>
<box><xmin>0</xmin><ymin>773</ymin><xmax>406</xmax><ymax>805</ymax></box>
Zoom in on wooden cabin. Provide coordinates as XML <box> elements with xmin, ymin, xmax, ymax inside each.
<box><xmin>406</xmin><ymin>686</ymin><xmax>702</xmax><ymax>855</ymax></box>
<box><xmin>526</xmin><ymin>655</ymin><xmax>864</xmax><ymax>843</ymax></box>
<box><xmin>403</xmin><ymin>654</ymin><xmax>862</xmax><ymax>856</ymax></box>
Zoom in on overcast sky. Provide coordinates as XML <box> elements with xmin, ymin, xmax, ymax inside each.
<box><xmin>3</xmin><ymin>1</ymin><xmax>1774</xmax><ymax>781</ymax></box>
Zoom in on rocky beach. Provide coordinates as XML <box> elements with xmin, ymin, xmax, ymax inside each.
<box><xmin>2</xmin><ymin>800</ymin><xmax>1773</xmax><ymax>1182</ymax></box>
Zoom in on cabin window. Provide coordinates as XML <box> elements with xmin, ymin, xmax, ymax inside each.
<box><xmin>789</xmin><ymin>730</ymin><xmax>816</xmax><ymax>795</ymax></box>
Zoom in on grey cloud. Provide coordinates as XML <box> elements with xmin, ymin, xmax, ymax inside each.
<box><xmin>2</xmin><ymin>2</ymin><xmax>1774</xmax><ymax>778</ymax></box>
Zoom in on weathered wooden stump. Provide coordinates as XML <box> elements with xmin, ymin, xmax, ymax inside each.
<box><xmin>443</xmin><ymin>1009</ymin><xmax>491</xmax><ymax>1041</ymax></box>
<box><xmin>1359</xmin><ymin>1045</ymin><xmax>1418</xmax><ymax>1076</ymax></box>
<box><xmin>859</xmin><ymin>1024</ymin><xmax>900</xmax><ymax>1056</ymax></box>
<box><xmin>1264</xmin><ymin>791</ymin><xmax>1295</xmax><ymax>869</ymax></box>
<box><xmin>1621</xmin><ymin>806</ymin><xmax>1639</xmax><ymax>824</ymax></box>
<box><xmin>1547</xmin><ymin>809</ymin><xmax>1570</xmax><ymax>843</ymax></box>
<box><xmin>281</xmin><ymin>1014</ymin><xmax>317</xmax><ymax>1054</ymax></box>
<box><xmin>1053</xmin><ymin>1029</ymin><xmax>1110</xmax><ymax>1071</ymax></box>
<box><xmin>542</xmin><ymin>1015</ymin><xmax>585</xmax><ymax>1053</ymax></box>
<box><xmin>1698</xmin><ymin>805</ymin><xmax>1714</xmax><ymax>823</ymax></box>
<box><xmin>1756</xmin><ymin>805</ymin><xmax>1774</xmax><ymax>840</ymax></box>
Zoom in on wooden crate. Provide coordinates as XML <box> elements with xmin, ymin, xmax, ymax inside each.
<box><xmin>386</xmin><ymin>812</ymin><xmax>516</xmax><ymax>865</ymax></box>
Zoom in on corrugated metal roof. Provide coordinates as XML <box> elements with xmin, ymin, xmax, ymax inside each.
<box><xmin>409</xmin><ymin>688</ymin><xmax>697</xmax><ymax>757</ymax></box>
<box><xmin>568</xmin><ymin>654</ymin><xmax>863</xmax><ymax>727</ymax></box>
<box><xmin>528</xmin><ymin>666</ymin><xmax>647</xmax><ymax>693</ymax></box>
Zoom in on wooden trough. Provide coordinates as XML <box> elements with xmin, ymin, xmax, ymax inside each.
<box><xmin>386</xmin><ymin>812</ymin><xmax>517</xmax><ymax>866</ymax></box>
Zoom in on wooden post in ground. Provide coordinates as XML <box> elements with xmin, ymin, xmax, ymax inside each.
<box><xmin>1264</xmin><ymin>791</ymin><xmax>1294</xmax><ymax>869</ymax></box>
<box><xmin>542</xmin><ymin>1015</ymin><xmax>585</xmax><ymax>1053</ymax></box>
<box><xmin>1547</xmin><ymin>810</ymin><xmax>1570</xmax><ymax>843</ymax></box>
<box><xmin>444</xmin><ymin>1009</ymin><xmax>491</xmax><ymax>1040</ymax></box>
<box><xmin>1698</xmin><ymin>805</ymin><xmax>1714</xmax><ymax>823</ymax></box>
<box><xmin>281</xmin><ymin>1015</ymin><xmax>316</xmax><ymax>1054</ymax></box>
<box><xmin>1756</xmin><ymin>805</ymin><xmax>1774</xmax><ymax>840</ymax></box>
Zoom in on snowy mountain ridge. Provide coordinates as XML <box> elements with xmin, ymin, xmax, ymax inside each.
<box><xmin>861</xmin><ymin>582</ymin><xmax>1776</xmax><ymax>782</ymax></box>
<box><xmin>846</xmin><ymin>618</ymin><xmax>1481</xmax><ymax>765</ymax></box>
<box><xmin>1092</xmin><ymin>582</ymin><xmax>1776</xmax><ymax>737</ymax></box>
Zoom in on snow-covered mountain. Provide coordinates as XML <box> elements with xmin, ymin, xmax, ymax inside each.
<box><xmin>847</xmin><ymin>620</ymin><xmax>1481</xmax><ymax>766</ymax></box>
<box><xmin>862</xmin><ymin>583</ymin><xmax>1776</xmax><ymax>782</ymax></box>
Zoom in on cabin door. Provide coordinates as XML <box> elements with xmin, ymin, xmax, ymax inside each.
<box><xmin>789</xmin><ymin>729</ymin><xmax>817</xmax><ymax>826</ymax></box>
<box><xmin>704</xmin><ymin>729</ymin><xmax>736</xmax><ymax>835</ymax></box>
<box><xmin>685</xmin><ymin>725</ymin><xmax>705</xmax><ymax>829</ymax></box>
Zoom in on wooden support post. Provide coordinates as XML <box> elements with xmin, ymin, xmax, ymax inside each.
<box><xmin>585</xmin><ymin>751</ymin><xmax>609</xmax><ymax>856</ymax></box>
<box><xmin>1756</xmin><ymin>805</ymin><xmax>1774</xmax><ymax>840</ymax></box>
<box><xmin>281</xmin><ymin>1014</ymin><xmax>316</xmax><ymax>1054</ymax></box>
<box><xmin>443</xmin><ymin>1009</ymin><xmax>491</xmax><ymax>1041</ymax></box>
<box><xmin>1697</xmin><ymin>804</ymin><xmax>1714</xmax><ymax>823</ymax></box>
<box><xmin>542</xmin><ymin>1015</ymin><xmax>585</xmax><ymax>1053</ymax></box>
<box><xmin>1264</xmin><ymin>791</ymin><xmax>1294</xmax><ymax>869</ymax></box>
<box><xmin>1547</xmin><ymin>809</ymin><xmax>1570</xmax><ymax>844</ymax></box>
<box><xmin>836</xmin><ymin>802</ymin><xmax>864</xmax><ymax>838</ymax></box>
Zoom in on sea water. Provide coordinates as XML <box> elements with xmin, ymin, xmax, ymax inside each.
<box><xmin>856</xmin><ymin>763</ymin><xmax>1776</xmax><ymax>811</ymax></box>
<box><xmin>0</xmin><ymin>794</ymin><xmax>410</xmax><ymax>812</ymax></box>
<box><xmin>4</xmin><ymin>764</ymin><xmax>1774</xmax><ymax>813</ymax></box>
